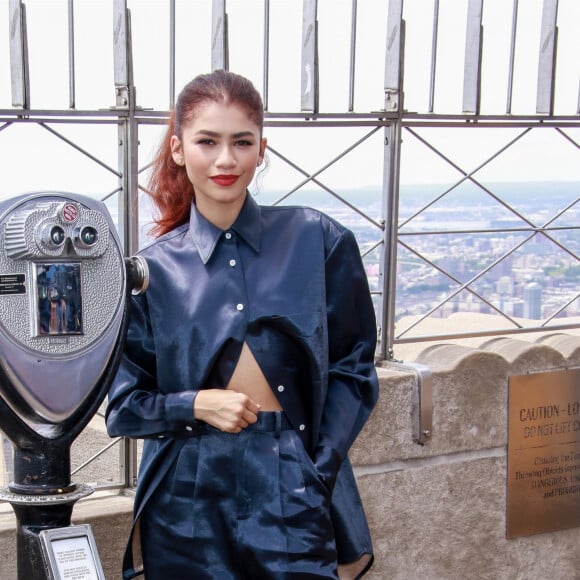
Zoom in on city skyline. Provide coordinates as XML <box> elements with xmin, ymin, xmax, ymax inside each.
<box><xmin>260</xmin><ymin>179</ymin><xmax>579</xmax><ymax>330</ymax></box>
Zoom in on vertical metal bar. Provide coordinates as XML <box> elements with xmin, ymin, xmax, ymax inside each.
<box><xmin>506</xmin><ymin>0</ymin><xmax>519</xmax><ymax>114</ymax></box>
<box><xmin>67</xmin><ymin>0</ymin><xmax>76</xmax><ymax>109</ymax></box>
<box><xmin>169</xmin><ymin>0</ymin><xmax>176</xmax><ymax>107</ymax></box>
<box><xmin>212</xmin><ymin>0</ymin><xmax>228</xmax><ymax>71</ymax></box>
<box><xmin>414</xmin><ymin>363</ymin><xmax>433</xmax><ymax>444</ymax></box>
<box><xmin>113</xmin><ymin>0</ymin><xmax>133</xmax><ymax>107</ymax></box>
<box><xmin>113</xmin><ymin>0</ymin><xmax>140</xmax><ymax>487</ymax></box>
<box><xmin>118</xmin><ymin>432</ymin><xmax>139</xmax><ymax>490</ymax></box>
<box><xmin>380</xmin><ymin>0</ymin><xmax>404</xmax><ymax>358</ymax></box>
<box><xmin>113</xmin><ymin>1</ymin><xmax>138</xmax><ymax>254</ymax></box>
<box><xmin>118</xmin><ymin>121</ymin><xmax>140</xmax><ymax>256</ymax></box>
<box><xmin>536</xmin><ymin>0</ymin><xmax>559</xmax><ymax>115</ymax></box>
<box><xmin>348</xmin><ymin>0</ymin><xmax>357</xmax><ymax>112</ymax></box>
<box><xmin>113</xmin><ymin>9</ymin><xmax>138</xmax><ymax>254</ymax></box>
<box><xmin>9</xmin><ymin>0</ymin><xmax>29</xmax><ymax>108</ymax></box>
<box><xmin>390</xmin><ymin>362</ymin><xmax>433</xmax><ymax>444</ymax></box>
<box><xmin>263</xmin><ymin>0</ymin><xmax>270</xmax><ymax>111</ymax></box>
<box><xmin>462</xmin><ymin>0</ymin><xmax>483</xmax><ymax>114</ymax></box>
<box><xmin>379</xmin><ymin>121</ymin><xmax>401</xmax><ymax>360</ymax></box>
<box><xmin>122</xmin><ymin>121</ymin><xmax>141</xmax><ymax>494</ymax></box>
<box><xmin>428</xmin><ymin>0</ymin><xmax>439</xmax><ymax>113</ymax></box>
<box><xmin>301</xmin><ymin>0</ymin><xmax>318</xmax><ymax>113</ymax></box>
<box><xmin>384</xmin><ymin>0</ymin><xmax>403</xmax><ymax>113</ymax></box>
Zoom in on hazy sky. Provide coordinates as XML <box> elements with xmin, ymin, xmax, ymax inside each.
<box><xmin>0</xmin><ymin>0</ymin><xmax>579</xmax><ymax>198</ymax></box>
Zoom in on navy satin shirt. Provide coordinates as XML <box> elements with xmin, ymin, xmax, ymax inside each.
<box><xmin>106</xmin><ymin>193</ymin><xmax>379</xmax><ymax>489</ymax></box>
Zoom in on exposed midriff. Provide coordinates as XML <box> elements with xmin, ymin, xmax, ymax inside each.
<box><xmin>226</xmin><ymin>341</ymin><xmax>282</xmax><ymax>411</ymax></box>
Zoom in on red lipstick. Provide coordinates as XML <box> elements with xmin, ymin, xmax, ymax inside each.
<box><xmin>211</xmin><ymin>175</ymin><xmax>239</xmax><ymax>187</ymax></box>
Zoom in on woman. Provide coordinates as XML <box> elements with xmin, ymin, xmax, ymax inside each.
<box><xmin>106</xmin><ymin>69</ymin><xmax>379</xmax><ymax>579</ymax></box>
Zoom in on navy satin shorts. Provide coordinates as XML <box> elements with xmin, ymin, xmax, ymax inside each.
<box><xmin>141</xmin><ymin>411</ymin><xmax>338</xmax><ymax>579</ymax></box>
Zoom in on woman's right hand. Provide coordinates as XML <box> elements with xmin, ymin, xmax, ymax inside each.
<box><xmin>193</xmin><ymin>389</ymin><xmax>261</xmax><ymax>433</ymax></box>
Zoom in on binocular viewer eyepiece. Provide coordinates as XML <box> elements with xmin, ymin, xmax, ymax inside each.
<box><xmin>5</xmin><ymin>199</ymin><xmax>111</xmax><ymax>260</ymax></box>
<box><xmin>43</xmin><ymin>222</ymin><xmax>98</xmax><ymax>250</ymax></box>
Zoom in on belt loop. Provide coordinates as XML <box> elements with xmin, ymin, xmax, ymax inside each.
<box><xmin>275</xmin><ymin>411</ymin><xmax>282</xmax><ymax>438</ymax></box>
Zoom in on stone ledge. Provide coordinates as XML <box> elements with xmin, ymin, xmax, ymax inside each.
<box><xmin>358</xmin><ymin>456</ymin><xmax>580</xmax><ymax>580</ymax></box>
<box><xmin>393</xmin><ymin>312</ymin><xmax>580</xmax><ymax>363</ymax></box>
<box><xmin>357</xmin><ymin>332</ymin><xmax>578</xmax><ymax>466</ymax></box>
<box><xmin>478</xmin><ymin>337</ymin><xmax>567</xmax><ymax>374</ymax></box>
<box><xmin>351</xmin><ymin>367</ymin><xmax>416</xmax><ymax>466</ymax></box>
<box><xmin>354</xmin><ymin>347</ymin><xmax>509</xmax><ymax>464</ymax></box>
<box><xmin>536</xmin><ymin>332</ymin><xmax>580</xmax><ymax>365</ymax></box>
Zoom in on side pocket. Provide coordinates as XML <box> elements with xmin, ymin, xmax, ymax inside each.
<box><xmin>287</xmin><ymin>431</ymin><xmax>332</xmax><ymax>507</ymax></box>
<box><xmin>279</xmin><ymin>430</ymin><xmax>336</xmax><ymax>557</ymax></box>
<box><xmin>170</xmin><ymin>437</ymin><xmax>201</xmax><ymax>499</ymax></box>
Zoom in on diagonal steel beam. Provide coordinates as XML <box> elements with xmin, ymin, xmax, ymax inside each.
<box><xmin>398</xmin><ymin>239</ymin><xmax>523</xmax><ymax>327</ymax></box>
<box><xmin>400</xmin><ymin>126</ymin><xmax>533</xmax><ymax>227</ymax></box>
<box><xmin>267</xmin><ymin>136</ymin><xmax>384</xmax><ymax>230</ymax></box>
<box><xmin>39</xmin><ymin>123</ymin><xmax>121</xmax><ymax>177</ymax></box>
<box><xmin>396</xmin><ymin>232</ymin><xmax>539</xmax><ymax>338</ymax></box>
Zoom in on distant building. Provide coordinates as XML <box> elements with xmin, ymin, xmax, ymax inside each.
<box><xmin>503</xmin><ymin>299</ymin><xmax>524</xmax><ymax>318</ymax></box>
<box><xmin>497</xmin><ymin>256</ymin><xmax>513</xmax><ymax>277</ymax></box>
<box><xmin>496</xmin><ymin>276</ymin><xmax>514</xmax><ymax>296</ymax></box>
<box><xmin>523</xmin><ymin>282</ymin><xmax>542</xmax><ymax>319</ymax></box>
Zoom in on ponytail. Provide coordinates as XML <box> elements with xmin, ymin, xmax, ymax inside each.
<box><xmin>147</xmin><ymin>110</ymin><xmax>194</xmax><ymax>237</ymax></box>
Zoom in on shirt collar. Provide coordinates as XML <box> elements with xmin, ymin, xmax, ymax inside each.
<box><xmin>189</xmin><ymin>192</ymin><xmax>261</xmax><ymax>264</ymax></box>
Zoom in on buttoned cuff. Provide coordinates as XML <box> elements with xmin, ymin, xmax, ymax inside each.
<box><xmin>164</xmin><ymin>391</ymin><xmax>198</xmax><ymax>425</ymax></box>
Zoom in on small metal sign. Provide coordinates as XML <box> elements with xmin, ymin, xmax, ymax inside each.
<box><xmin>0</xmin><ymin>273</ymin><xmax>25</xmax><ymax>295</ymax></box>
<box><xmin>507</xmin><ymin>368</ymin><xmax>580</xmax><ymax>538</ymax></box>
<box><xmin>39</xmin><ymin>524</ymin><xmax>105</xmax><ymax>580</ymax></box>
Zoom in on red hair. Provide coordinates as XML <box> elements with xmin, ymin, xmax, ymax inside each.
<box><xmin>147</xmin><ymin>70</ymin><xmax>264</xmax><ymax>237</ymax></box>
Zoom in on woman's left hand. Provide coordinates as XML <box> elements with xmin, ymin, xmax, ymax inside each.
<box><xmin>193</xmin><ymin>389</ymin><xmax>261</xmax><ymax>433</ymax></box>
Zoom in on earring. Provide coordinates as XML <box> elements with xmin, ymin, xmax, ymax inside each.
<box><xmin>257</xmin><ymin>159</ymin><xmax>262</xmax><ymax>167</ymax></box>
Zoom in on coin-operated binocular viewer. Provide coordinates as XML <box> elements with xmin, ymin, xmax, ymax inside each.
<box><xmin>0</xmin><ymin>192</ymin><xmax>148</xmax><ymax>579</ymax></box>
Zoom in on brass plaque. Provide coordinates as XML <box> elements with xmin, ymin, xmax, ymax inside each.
<box><xmin>507</xmin><ymin>368</ymin><xmax>580</xmax><ymax>538</ymax></box>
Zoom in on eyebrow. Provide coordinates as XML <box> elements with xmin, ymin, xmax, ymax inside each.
<box><xmin>194</xmin><ymin>130</ymin><xmax>257</xmax><ymax>139</ymax></box>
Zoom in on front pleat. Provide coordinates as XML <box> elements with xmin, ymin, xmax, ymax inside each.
<box><xmin>140</xmin><ymin>438</ymin><xmax>201</xmax><ymax>578</ymax></box>
<box><xmin>238</xmin><ymin>431</ymin><xmax>287</xmax><ymax>554</ymax></box>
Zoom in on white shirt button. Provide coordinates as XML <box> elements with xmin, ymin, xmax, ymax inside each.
<box><xmin>299</xmin><ymin>424</ymin><xmax>306</xmax><ymax>431</ymax></box>
<box><xmin>185</xmin><ymin>425</ymin><xmax>193</xmax><ymax>431</ymax></box>
<box><xmin>225</xmin><ymin>232</ymin><xmax>232</xmax><ymax>239</ymax></box>
<box><xmin>277</xmin><ymin>385</ymin><xmax>285</xmax><ymax>392</ymax></box>
<box><xmin>236</xmin><ymin>303</ymin><xmax>244</xmax><ymax>311</ymax></box>
<box><xmin>229</xmin><ymin>259</ymin><xmax>236</xmax><ymax>267</ymax></box>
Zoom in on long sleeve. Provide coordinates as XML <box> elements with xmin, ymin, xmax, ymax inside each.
<box><xmin>314</xmin><ymin>228</ymin><xmax>379</xmax><ymax>489</ymax></box>
<box><xmin>105</xmin><ymin>294</ymin><xmax>198</xmax><ymax>438</ymax></box>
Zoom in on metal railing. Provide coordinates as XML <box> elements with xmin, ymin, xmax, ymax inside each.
<box><xmin>1</xmin><ymin>0</ymin><xmax>578</xmax><ymax>489</ymax></box>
